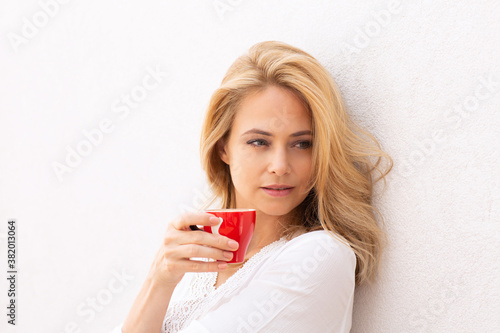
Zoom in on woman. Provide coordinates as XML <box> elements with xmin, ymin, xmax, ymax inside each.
<box><xmin>111</xmin><ymin>40</ymin><xmax>392</xmax><ymax>332</ymax></box>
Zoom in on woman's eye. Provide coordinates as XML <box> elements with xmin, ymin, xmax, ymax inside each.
<box><xmin>247</xmin><ymin>139</ymin><xmax>312</xmax><ymax>149</ymax></box>
<box><xmin>247</xmin><ymin>139</ymin><xmax>268</xmax><ymax>147</ymax></box>
<box><xmin>296</xmin><ymin>141</ymin><xmax>312</xmax><ymax>149</ymax></box>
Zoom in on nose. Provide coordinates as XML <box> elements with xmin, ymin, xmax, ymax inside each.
<box><xmin>267</xmin><ymin>146</ymin><xmax>291</xmax><ymax>176</ymax></box>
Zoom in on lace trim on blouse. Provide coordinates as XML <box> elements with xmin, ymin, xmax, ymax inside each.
<box><xmin>162</xmin><ymin>238</ymin><xmax>288</xmax><ymax>332</ymax></box>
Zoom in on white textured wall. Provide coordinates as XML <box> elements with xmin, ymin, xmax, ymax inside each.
<box><xmin>1</xmin><ymin>1</ymin><xmax>498</xmax><ymax>332</ymax></box>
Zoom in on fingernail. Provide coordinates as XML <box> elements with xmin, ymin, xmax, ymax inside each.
<box><xmin>223</xmin><ymin>251</ymin><xmax>233</xmax><ymax>259</ymax></box>
<box><xmin>218</xmin><ymin>263</ymin><xmax>227</xmax><ymax>270</ymax></box>
<box><xmin>228</xmin><ymin>240</ymin><xmax>239</xmax><ymax>249</ymax></box>
<box><xmin>210</xmin><ymin>216</ymin><xmax>220</xmax><ymax>224</ymax></box>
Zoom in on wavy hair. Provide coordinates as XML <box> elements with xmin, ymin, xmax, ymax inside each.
<box><xmin>199</xmin><ymin>41</ymin><xmax>392</xmax><ymax>286</ymax></box>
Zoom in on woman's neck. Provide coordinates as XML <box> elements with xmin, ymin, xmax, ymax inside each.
<box><xmin>244</xmin><ymin>212</ymin><xmax>284</xmax><ymax>259</ymax></box>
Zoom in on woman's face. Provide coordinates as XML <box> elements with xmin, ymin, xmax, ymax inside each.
<box><xmin>218</xmin><ymin>85</ymin><xmax>313</xmax><ymax>218</ymax></box>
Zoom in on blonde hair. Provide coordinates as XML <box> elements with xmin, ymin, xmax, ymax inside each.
<box><xmin>199</xmin><ymin>41</ymin><xmax>392</xmax><ymax>286</ymax></box>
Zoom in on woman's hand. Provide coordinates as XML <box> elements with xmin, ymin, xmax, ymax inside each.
<box><xmin>146</xmin><ymin>212</ymin><xmax>240</xmax><ymax>287</ymax></box>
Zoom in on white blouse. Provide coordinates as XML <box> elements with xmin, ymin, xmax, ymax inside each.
<box><xmin>110</xmin><ymin>230</ymin><xmax>356</xmax><ymax>332</ymax></box>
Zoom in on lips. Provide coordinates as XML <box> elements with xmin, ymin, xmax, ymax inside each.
<box><xmin>262</xmin><ymin>184</ymin><xmax>294</xmax><ymax>190</ymax></box>
<box><xmin>261</xmin><ymin>186</ymin><xmax>294</xmax><ymax>197</ymax></box>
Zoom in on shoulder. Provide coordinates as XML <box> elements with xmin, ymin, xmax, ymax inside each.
<box><xmin>251</xmin><ymin>230</ymin><xmax>356</xmax><ymax>316</ymax></box>
<box><xmin>287</xmin><ymin>229</ymin><xmax>353</xmax><ymax>248</ymax></box>
<box><xmin>260</xmin><ymin>230</ymin><xmax>356</xmax><ymax>282</ymax></box>
<box><xmin>278</xmin><ymin>230</ymin><xmax>356</xmax><ymax>264</ymax></box>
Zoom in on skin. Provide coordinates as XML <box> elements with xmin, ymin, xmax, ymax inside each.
<box><xmin>218</xmin><ymin>84</ymin><xmax>314</xmax><ymax>263</ymax></box>
<box><xmin>121</xmin><ymin>85</ymin><xmax>313</xmax><ymax>332</ymax></box>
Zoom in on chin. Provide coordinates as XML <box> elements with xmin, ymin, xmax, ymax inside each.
<box><xmin>257</xmin><ymin>204</ymin><xmax>295</xmax><ymax>217</ymax></box>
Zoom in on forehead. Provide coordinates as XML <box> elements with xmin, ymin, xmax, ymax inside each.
<box><xmin>232</xmin><ymin>86</ymin><xmax>311</xmax><ymax>133</ymax></box>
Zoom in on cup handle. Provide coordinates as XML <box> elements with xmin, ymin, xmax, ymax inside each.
<box><xmin>211</xmin><ymin>217</ymin><xmax>223</xmax><ymax>235</ymax></box>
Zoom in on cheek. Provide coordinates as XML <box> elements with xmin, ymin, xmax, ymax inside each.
<box><xmin>297</xmin><ymin>158</ymin><xmax>313</xmax><ymax>183</ymax></box>
<box><xmin>230</xmin><ymin>151</ymin><xmax>259</xmax><ymax>182</ymax></box>
<box><xmin>234</xmin><ymin>148</ymin><xmax>261</xmax><ymax>167</ymax></box>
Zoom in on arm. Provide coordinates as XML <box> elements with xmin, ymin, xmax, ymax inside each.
<box><xmin>113</xmin><ymin>212</ymin><xmax>237</xmax><ymax>333</ymax></box>
<box><xmin>178</xmin><ymin>231</ymin><xmax>356</xmax><ymax>333</ymax></box>
<box><xmin>120</xmin><ymin>277</ymin><xmax>176</xmax><ymax>333</ymax></box>
<box><xmin>108</xmin><ymin>273</ymin><xmax>193</xmax><ymax>333</ymax></box>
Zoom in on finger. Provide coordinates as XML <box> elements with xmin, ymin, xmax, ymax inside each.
<box><xmin>171</xmin><ymin>212</ymin><xmax>220</xmax><ymax>231</ymax></box>
<box><xmin>177</xmin><ymin>228</ymin><xmax>239</xmax><ymax>252</ymax></box>
<box><xmin>174</xmin><ymin>244</ymin><xmax>234</xmax><ymax>262</ymax></box>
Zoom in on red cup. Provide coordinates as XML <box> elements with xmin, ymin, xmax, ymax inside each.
<box><xmin>204</xmin><ymin>209</ymin><xmax>256</xmax><ymax>263</ymax></box>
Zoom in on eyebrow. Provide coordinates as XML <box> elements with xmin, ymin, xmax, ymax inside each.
<box><xmin>242</xmin><ymin>128</ymin><xmax>312</xmax><ymax>137</ymax></box>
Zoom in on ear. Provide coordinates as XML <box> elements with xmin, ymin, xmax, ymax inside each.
<box><xmin>217</xmin><ymin>139</ymin><xmax>229</xmax><ymax>165</ymax></box>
